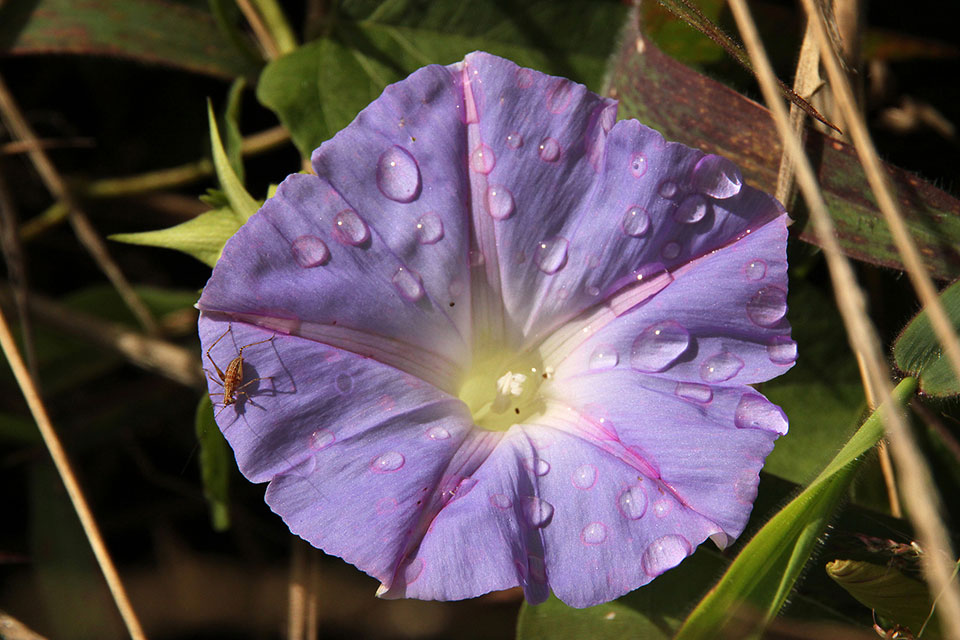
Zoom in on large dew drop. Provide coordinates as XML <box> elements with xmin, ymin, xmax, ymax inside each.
<box><xmin>470</xmin><ymin>143</ymin><xmax>496</xmax><ymax>174</ymax></box>
<box><xmin>580</xmin><ymin>522</ymin><xmax>608</xmax><ymax>545</ymax></box>
<box><xmin>674</xmin><ymin>194</ymin><xmax>708</xmax><ymax>224</ymax></box>
<box><xmin>485</xmin><ymin>185</ymin><xmax>515</xmax><ymax>220</ymax></box>
<box><xmin>534</xmin><ymin>236</ymin><xmax>569</xmax><ymax>274</ymax></box>
<box><xmin>746</xmin><ymin>286</ymin><xmax>788</xmax><ymax>327</ymax></box>
<box><xmin>630</xmin><ymin>321</ymin><xmax>690</xmax><ymax>372</ymax></box>
<box><xmin>416</xmin><ymin>212</ymin><xmax>444</xmax><ymax>244</ymax></box>
<box><xmin>376</xmin><ymin>145</ymin><xmax>421</xmax><ymax>203</ymax></box>
<box><xmin>700</xmin><ymin>351</ymin><xmax>745</xmax><ymax>383</ymax></box>
<box><xmin>617</xmin><ymin>485</ymin><xmax>648</xmax><ymax>520</ymax></box>
<box><xmin>734</xmin><ymin>394</ymin><xmax>788</xmax><ymax>435</ymax></box>
<box><xmin>641</xmin><ymin>534</ymin><xmax>692</xmax><ymax>577</ymax></box>
<box><xmin>767</xmin><ymin>336</ymin><xmax>798</xmax><ymax>364</ymax></box>
<box><xmin>588</xmin><ymin>344</ymin><xmax>619</xmax><ymax>370</ymax></box>
<box><xmin>391</xmin><ymin>266</ymin><xmax>425</xmax><ymax>302</ymax></box>
<box><xmin>369</xmin><ymin>451</ymin><xmax>406</xmax><ymax>473</ymax></box>
<box><xmin>690</xmin><ymin>154</ymin><xmax>743</xmax><ymax>199</ymax></box>
<box><xmin>621</xmin><ymin>206</ymin><xmax>651</xmax><ymax>238</ymax></box>
<box><xmin>675</xmin><ymin>382</ymin><xmax>713</xmax><ymax>403</ymax></box>
<box><xmin>538</xmin><ymin>137</ymin><xmax>560</xmax><ymax>162</ymax></box>
<box><xmin>333</xmin><ymin>209</ymin><xmax>370</xmax><ymax>246</ymax></box>
<box><xmin>571</xmin><ymin>464</ymin><xmax>598</xmax><ymax>490</ymax></box>
<box><xmin>291</xmin><ymin>235</ymin><xmax>330</xmax><ymax>267</ymax></box>
<box><xmin>523</xmin><ymin>497</ymin><xmax>555</xmax><ymax>528</ymax></box>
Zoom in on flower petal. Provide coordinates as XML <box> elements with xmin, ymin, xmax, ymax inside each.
<box><xmin>454</xmin><ymin>52</ymin><xmax>783</xmax><ymax>349</ymax></box>
<box><xmin>197</xmin><ymin>172</ymin><xmax>467</xmax><ymax>392</ymax></box>
<box><xmin>547</xmin><ymin>212</ymin><xmax>794</xmax><ymax>386</ymax></box>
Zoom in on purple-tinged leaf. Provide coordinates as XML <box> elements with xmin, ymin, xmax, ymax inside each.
<box><xmin>608</xmin><ymin>12</ymin><xmax>960</xmax><ymax>280</ymax></box>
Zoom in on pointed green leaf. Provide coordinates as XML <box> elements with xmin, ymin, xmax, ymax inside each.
<box><xmin>826</xmin><ymin>559</ymin><xmax>940</xmax><ymax>638</ymax></box>
<box><xmin>207</xmin><ymin>101</ymin><xmax>258</xmax><ymax>221</ymax></box>
<box><xmin>893</xmin><ymin>279</ymin><xmax>960</xmax><ymax>396</ymax></box>
<box><xmin>258</xmin><ymin>0</ymin><xmax>628</xmax><ymax>157</ymax></box>
<box><xmin>608</xmin><ymin>13</ymin><xmax>960</xmax><ymax>280</ymax></box>
<box><xmin>0</xmin><ymin>0</ymin><xmax>257</xmax><ymax>78</ymax></box>
<box><xmin>673</xmin><ymin>378</ymin><xmax>917</xmax><ymax>639</ymax></box>
<box><xmin>110</xmin><ymin>207</ymin><xmax>242</xmax><ymax>267</ymax></box>
<box><xmin>223</xmin><ymin>78</ymin><xmax>247</xmax><ymax>183</ymax></box>
<box><xmin>195</xmin><ymin>395</ymin><xmax>231</xmax><ymax>531</ymax></box>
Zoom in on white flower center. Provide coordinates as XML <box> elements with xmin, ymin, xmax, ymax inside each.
<box><xmin>458</xmin><ymin>353</ymin><xmax>550</xmax><ymax>431</ymax></box>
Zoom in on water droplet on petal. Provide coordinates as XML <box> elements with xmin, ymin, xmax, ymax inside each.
<box><xmin>734</xmin><ymin>394</ymin><xmax>788</xmax><ymax>434</ymax></box>
<box><xmin>516</xmin><ymin>68</ymin><xmax>533</xmax><ymax>89</ymax></box>
<box><xmin>538</xmin><ymin>137</ymin><xmax>560</xmax><ymax>162</ymax></box>
<box><xmin>546</xmin><ymin>79</ymin><xmax>573</xmax><ymax>113</ymax></box>
<box><xmin>617</xmin><ymin>486</ymin><xmax>648</xmax><ymax>520</ymax></box>
<box><xmin>416</xmin><ymin>212</ymin><xmax>444</xmax><ymax>244</ymax></box>
<box><xmin>534</xmin><ymin>236</ymin><xmax>569</xmax><ymax>274</ymax></box>
<box><xmin>376</xmin><ymin>145</ymin><xmax>421</xmax><ymax>203</ymax></box>
<box><xmin>485</xmin><ymin>185</ymin><xmax>515</xmax><ymax>220</ymax></box>
<box><xmin>291</xmin><ymin>235</ymin><xmax>330</xmax><ymax>267</ymax></box>
<box><xmin>370</xmin><ymin>451</ymin><xmax>405</xmax><ymax>473</ymax></box>
<box><xmin>506</xmin><ymin>131</ymin><xmax>523</xmax><ymax>148</ymax></box>
<box><xmin>490</xmin><ymin>493</ymin><xmax>512</xmax><ymax>509</ymax></box>
<box><xmin>658</xmin><ymin>181</ymin><xmax>678</xmax><ymax>198</ymax></box>
<box><xmin>581</xmin><ymin>522</ymin><xmax>608</xmax><ymax>545</ymax></box>
<box><xmin>691</xmin><ymin>154</ymin><xmax>743</xmax><ymax>199</ymax></box>
<box><xmin>744</xmin><ymin>259</ymin><xmax>767</xmax><ymax>281</ymax></box>
<box><xmin>674</xmin><ymin>194</ymin><xmax>708</xmax><ymax>224</ymax></box>
<box><xmin>309</xmin><ymin>429</ymin><xmax>335</xmax><ymax>450</ymax></box>
<box><xmin>427</xmin><ymin>426</ymin><xmax>450</xmax><ymax>441</ymax></box>
<box><xmin>523</xmin><ymin>497</ymin><xmax>554</xmax><ymax>527</ymax></box>
<box><xmin>700</xmin><ymin>351</ymin><xmax>745</xmax><ymax>383</ymax></box>
<box><xmin>621</xmin><ymin>206</ymin><xmax>651</xmax><ymax>237</ymax></box>
<box><xmin>661</xmin><ymin>242</ymin><xmax>681</xmax><ymax>260</ymax></box>
<box><xmin>747</xmin><ymin>286</ymin><xmax>788</xmax><ymax>327</ymax></box>
<box><xmin>588</xmin><ymin>344</ymin><xmax>619</xmax><ymax>370</ymax></box>
<box><xmin>585</xmin><ymin>284</ymin><xmax>601</xmax><ymax>297</ymax></box>
<box><xmin>641</xmin><ymin>534</ymin><xmax>692</xmax><ymax>577</ymax></box>
<box><xmin>333</xmin><ymin>209</ymin><xmax>370</xmax><ymax>246</ymax></box>
<box><xmin>675</xmin><ymin>382</ymin><xmax>713</xmax><ymax>403</ymax></box>
<box><xmin>767</xmin><ymin>336</ymin><xmax>798</xmax><ymax>364</ymax></box>
<box><xmin>630</xmin><ymin>153</ymin><xmax>647</xmax><ymax>178</ymax></box>
<box><xmin>392</xmin><ymin>266</ymin><xmax>425</xmax><ymax>302</ymax></box>
<box><xmin>630</xmin><ymin>321</ymin><xmax>690</xmax><ymax>372</ymax></box>
<box><xmin>600</xmin><ymin>104</ymin><xmax>616</xmax><ymax>132</ymax></box>
<box><xmin>525</xmin><ymin>458</ymin><xmax>551</xmax><ymax>476</ymax></box>
<box><xmin>571</xmin><ymin>464</ymin><xmax>598</xmax><ymax>489</ymax></box>
<box><xmin>335</xmin><ymin>373</ymin><xmax>353</xmax><ymax>394</ymax></box>
<box><xmin>652</xmin><ymin>499</ymin><xmax>672</xmax><ymax>518</ymax></box>
<box><xmin>470</xmin><ymin>143</ymin><xmax>496</xmax><ymax>174</ymax></box>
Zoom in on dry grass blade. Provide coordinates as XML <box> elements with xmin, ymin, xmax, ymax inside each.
<box><xmin>0</xmin><ymin>74</ymin><xmax>159</xmax><ymax>336</ymax></box>
<box><xmin>0</xmin><ymin>305</ymin><xmax>149</xmax><ymax>640</ymax></box>
<box><xmin>726</xmin><ymin>0</ymin><xmax>960</xmax><ymax>636</ymax></box>
<box><xmin>0</xmin><ymin>169</ymin><xmax>38</xmax><ymax>378</ymax></box>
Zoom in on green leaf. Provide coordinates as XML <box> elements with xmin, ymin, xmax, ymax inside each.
<box><xmin>195</xmin><ymin>395</ymin><xmax>231</xmax><ymax>531</ymax></box>
<box><xmin>673</xmin><ymin>378</ymin><xmax>917</xmax><ymax>639</ymax></box>
<box><xmin>223</xmin><ymin>78</ymin><xmax>247</xmax><ymax>183</ymax></box>
<box><xmin>258</xmin><ymin>0</ymin><xmax>628</xmax><ymax>157</ymax></box>
<box><xmin>893</xmin><ymin>279</ymin><xmax>960</xmax><ymax>396</ymax></box>
<box><xmin>110</xmin><ymin>207</ymin><xmax>242</xmax><ymax>267</ymax></box>
<box><xmin>762</xmin><ymin>280</ymin><xmax>865</xmax><ymax>485</ymax></box>
<box><xmin>208</xmin><ymin>102</ymin><xmax>259</xmax><ymax>221</ymax></box>
<box><xmin>0</xmin><ymin>0</ymin><xmax>257</xmax><ymax>79</ymax></box>
<box><xmin>827</xmin><ymin>559</ymin><xmax>941</xmax><ymax>638</ymax></box>
<box><xmin>608</xmin><ymin>12</ymin><xmax>960</xmax><ymax>280</ymax></box>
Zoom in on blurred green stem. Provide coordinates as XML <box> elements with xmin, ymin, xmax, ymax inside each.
<box><xmin>19</xmin><ymin>125</ymin><xmax>289</xmax><ymax>241</ymax></box>
<box><xmin>252</xmin><ymin>0</ymin><xmax>298</xmax><ymax>56</ymax></box>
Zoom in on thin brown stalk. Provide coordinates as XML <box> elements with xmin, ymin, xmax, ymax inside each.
<box><xmin>288</xmin><ymin>539</ymin><xmax>307</xmax><ymax>640</ymax></box>
<box><xmin>0</xmin><ymin>286</ymin><xmax>203</xmax><ymax>388</ymax></box>
<box><xmin>0</xmin><ymin>74</ymin><xmax>159</xmax><ymax>336</ymax></box>
<box><xmin>729</xmin><ymin>1</ymin><xmax>960</xmax><ymax>635</ymax></box>
<box><xmin>237</xmin><ymin>0</ymin><xmax>282</xmax><ymax>60</ymax></box>
<box><xmin>856</xmin><ymin>352</ymin><xmax>902</xmax><ymax>516</ymax></box>
<box><xmin>0</xmin><ymin>305</ymin><xmax>148</xmax><ymax>640</ymax></box>
<box><xmin>0</xmin><ymin>168</ymin><xmax>38</xmax><ymax>378</ymax></box>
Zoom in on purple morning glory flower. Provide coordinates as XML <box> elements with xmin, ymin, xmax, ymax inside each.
<box><xmin>197</xmin><ymin>52</ymin><xmax>794</xmax><ymax>609</ymax></box>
